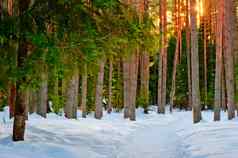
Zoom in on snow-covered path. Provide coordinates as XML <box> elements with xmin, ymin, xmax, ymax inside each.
<box><xmin>117</xmin><ymin>120</ymin><xmax>186</xmax><ymax>158</ymax></box>
<box><xmin>1</xmin><ymin>107</ymin><xmax>238</xmax><ymax>158</ymax></box>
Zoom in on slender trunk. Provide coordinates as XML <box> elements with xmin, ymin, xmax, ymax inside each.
<box><xmin>37</xmin><ymin>70</ymin><xmax>48</xmax><ymax>118</ymax></box>
<box><xmin>123</xmin><ymin>58</ymin><xmax>130</xmax><ymax>118</ymax></box>
<box><xmin>29</xmin><ymin>90</ymin><xmax>37</xmax><ymax>114</ymax></box>
<box><xmin>214</xmin><ymin>0</ymin><xmax>223</xmax><ymax>121</ymax></box>
<box><xmin>7</xmin><ymin>0</ymin><xmax>15</xmax><ymax>119</ymax></box>
<box><xmin>190</xmin><ymin>0</ymin><xmax>201</xmax><ymax>123</ymax></box>
<box><xmin>25</xmin><ymin>88</ymin><xmax>29</xmax><ymax>120</ymax></box>
<box><xmin>65</xmin><ymin>70</ymin><xmax>79</xmax><ymax>119</ymax></box>
<box><xmin>221</xmin><ymin>67</ymin><xmax>226</xmax><ymax>111</ymax></box>
<box><xmin>140</xmin><ymin>52</ymin><xmax>150</xmax><ymax>114</ymax></box>
<box><xmin>129</xmin><ymin>52</ymin><xmax>139</xmax><ymax>121</ymax></box>
<box><xmin>223</xmin><ymin>0</ymin><xmax>235</xmax><ymax>120</ymax></box>
<box><xmin>95</xmin><ymin>60</ymin><xmax>105</xmax><ymax>119</ymax></box>
<box><xmin>13</xmin><ymin>0</ymin><xmax>30</xmax><ymax>141</ymax></box>
<box><xmin>186</xmin><ymin>0</ymin><xmax>192</xmax><ymax>110</ymax></box>
<box><xmin>204</xmin><ymin>22</ymin><xmax>208</xmax><ymax>107</ymax></box>
<box><xmin>170</xmin><ymin>31</ymin><xmax>181</xmax><ymax>111</ymax></box>
<box><xmin>8</xmin><ymin>85</ymin><xmax>16</xmax><ymax>118</ymax></box>
<box><xmin>108</xmin><ymin>59</ymin><xmax>113</xmax><ymax>113</ymax></box>
<box><xmin>81</xmin><ymin>64</ymin><xmax>88</xmax><ymax>118</ymax></box>
<box><xmin>231</xmin><ymin>0</ymin><xmax>238</xmax><ymax>115</ymax></box>
<box><xmin>158</xmin><ymin>0</ymin><xmax>167</xmax><ymax>114</ymax></box>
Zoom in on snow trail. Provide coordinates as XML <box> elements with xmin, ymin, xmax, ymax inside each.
<box><xmin>116</xmin><ymin>119</ymin><xmax>187</xmax><ymax>158</ymax></box>
<box><xmin>1</xmin><ymin>107</ymin><xmax>238</xmax><ymax>158</ymax></box>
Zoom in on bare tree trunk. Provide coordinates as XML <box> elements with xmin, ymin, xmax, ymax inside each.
<box><xmin>158</xmin><ymin>0</ymin><xmax>167</xmax><ymax>114</ymax></box>
<box><xmin>223</xmin><ymin>0</ymin><xmax>236</xmax><ymax>120</ymax></box>
<box><xmin>65</xmin><ymin>70</ymin><xmax>79</xmax><ymax>119</ymax></box>
<box><xmin>170</xmin><ymin>31</ymin><xmax>181</xmax><ymax>111</ymax></box>
<box><xmin>139</xmin><ymin>52</ymin><xmax>150</xmax><ymax>114</ymax></box>
<box><xmin>231</xmin><ymin>0</ymin><xmax>238</xmax><ymax>115</ymax></box>
<box><xmin>37</xmin><ymin>70</ymin><xmax>48</xmax><ymax>118</ymax></box>
<box><xmin>129</xmin><ymin>52</ymin><xmax>139</xmax><ymax>121</ymax></box>
<box><xmin>81</xmin><ymin>64</ymin><xmax>88</xmax><ymax>118</ymax></box>
<box><xmin>186</xmin><ymin>0</ymin><xmax>192</xmax><ymax>110</ymax></box>
<box><xmin>204</xmin><ymin>22</ymin><xmax>208</xmax><ymax>108</ymax></box>
<box><xmin>95</xmin><ymin>60</ymin><xmax>105</xmax><ymax>119</ymax></box>
<box><xmin>190</xmin><ymin>0</ymin><xmax>201</xmax><ymax>123</ymax></box>
<box><xmin>221</xmin><ymin>67</ymin><xmax>226</xmax><ymax>111</ymax></box>
<box><xmin>29</xmin><ymin>90</ymin><xmax>37</xmax><ymax>114</ymax></box>
<box><xmin>13</xmin><ymin>0</ymin><xmax>30</xmax><ymax>141</ymax></box>
<box><xmin>8</xmin><ymin>85</ymin><xmax>16</xmax><ymax>118</ymax></box>
<box><xmin>108</xmin><ymin>59</ymin><xmax>113</xmax><ymax>113</ymax></box>
<box><xmin>24</xmin><ymin>88</ymin><xmax>29</xmax><ymax>120</ymax></box>
<box><xmin>123</xmin><ymin>58</ymin><xmax>130</xmax><ymax>119</ymax></box>
<box><xmin>214</xmin><ymin>0</ymin><xmax>223</xmax><ymax>121</ymax></box>
<box><xmin>7</xmin><ymin>0</ymin><xmax>15</xmax><ymax>119</ymax></box>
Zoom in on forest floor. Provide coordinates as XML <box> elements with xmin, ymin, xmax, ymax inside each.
<box><xmin>0</xmin><ymin>106</ymin><xmax>238</xmax><ymax>158</ymax></box>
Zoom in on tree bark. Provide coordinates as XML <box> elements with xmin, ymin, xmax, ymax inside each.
<box><xmin>190</xmin><ymin>0</ymin><xmax>201</xmax><ymax>123</ymax></box>
<box><xmin>108</xmin><ymin>59</ymin><xmax>113</xmax><ymax>113</ymax></box>
<box><xmin>170</xmin><ymin>31</ymin><xmax>181</xmax><ymax>112</ymax></box>
<box><xmin>223</xmin><ymin>0</ymin><xmax>236</xmax><ymax>120</ymax></box>
<box><xmin>13</xmin><ymin>0</ymin><xmax>30</xmax><ymax>141</ymax></box>
<box><xmin>37</xmin><ymin>70</ymin><xmax>48</xmax><ymax>118</ymax></box>
<box><xmin>214</xmin><ymin>0</ymin><xmax>223</xmax><ymax>121</ymax></box>
<box><xmin>95</xmin><ymin>60</ymin><xmax>105</xmax><ymax>119</ymax></box>
<box><xmin>204</xmin><ymin>20</ymin><xmax>208</xmax><ymax>108</ymax></box>
<box><xmin>29</xmin><ymin>90</ymin><xmax>37</xmax><ymax>114</ymax></box>
<box><xmin>7</xmin><ymin>0</ymin><xmax>16</xmax><ymax>119</ymax></box>
<box><xmin>158</xmin><ymin>0</ymin><xmax>167</xmax><ymax>114</ymax></box>
<box><xmin>139</xmin><ymin>52</ymin><xmax>150</xmax><ymax>114</ymax></box>
<box><xmin>65</xmin><ymin>70</ymin><xmax>79</xmax><ymax>119</ymax></box>
<box><xmin>186</xmin><ymin>0</ymin><xmax>192</xmax><ymax>110</ymax></box>
<box><xmin>129</xmin><ymin>52</ymin><xmax>139</xmax><ymax>121</ymax></box>
<box><xmin>81</xmin><ymin>64</ymin><xmax>88</xmax><ymax>118</ymax></box>
<box><xmin>8</xmin><ymin>85</ymin><xmax>16</xmax><ymax>118</ymax></box>
<box><xmin>123</xmin><ymin>57</ymin><xmax>130</xmax><ymax>119</ymax></box>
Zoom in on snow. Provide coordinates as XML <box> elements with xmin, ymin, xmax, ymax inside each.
<box><xmin>0</xmin><ymin>106</ymin><xmax>238</xmax><ymax>158</ymax></box>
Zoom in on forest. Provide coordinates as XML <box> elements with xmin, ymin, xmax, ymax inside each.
<box><xmin>0</xmin><ymin>0</ymin><xmax>238</xmax><ymax>157</ymax></box>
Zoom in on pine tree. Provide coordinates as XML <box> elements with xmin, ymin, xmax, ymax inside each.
<box><xmin>190</xmin><ymin>0</ymin><xmax>201</xmax><ymax>123</ymax></box>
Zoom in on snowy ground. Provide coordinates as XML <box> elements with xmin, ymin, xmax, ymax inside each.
<box><xmin>0</xmin><ymin>107</ymin><xmax>238</xmax><ymax>158</ymax></box>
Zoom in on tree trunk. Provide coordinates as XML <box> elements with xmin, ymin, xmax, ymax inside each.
<box><xmin>65</xmin><ymin>70</ymin><xmax>79</xmax><ymax>119</ymax></box>
<box><xmin>123</xmin><ymin>58</ymin><xmax>130</xmax><ymax>119</ymax></box>
<box><xmin>129</xmin><ymin>52</ymin><xmax>139</xmax><ymax>121</ymax></box>
<box><xmin>29</xmin><ymin>90</ymin><xmax>37</xmax><ymax>114</ymax></box>
<box><xmin>37</xmin><ymin>70</ymin><xmax>48</xmax><ymax>118</ymax></box>
<box><xmin>158</xmin><ymin>0</ymin><xmax>167</xmax><ymax>114</ymax></box>
<box><xmin>232</xmin><ymin>0</ymin><xmax>238</xmax><ymax>115</ymax></box>
<box><xmin>221</xmin><ymin>67</ymin><xmax>226</xmax><ymax>111</ymax></box>
<box><xmin>7</xmin><ymin>0</ymin><xmax>15</xmax><ymax>119</ymax></box>
<box><xmin>186</xmin><ymin>0</ymin><xmax>192</xmax><ymax>110</ymax></box>
<box><xmin>190</xmin><ymin>0</ymin><xmax>201</xmax><ymax>123</ymax></box>
<box><xmin>204</xmin><ymin>21</ymin><xmax>208</xmax><ymax>108</ymax></box>
<box><xmin>81</xmin><ymin>64</ymin><xmax>88</xmax><ymax>118</ymax></box>
<box><xmin>223</xmin><ymin>0</ymin><xmax>236</xmax><ymax>120</ymax></box>
<box><xmin>95</xmin><ymin>60</ymin><xmax>105</xmax><ymax>119</ymax></box>
<box><xmin>108</xmin><ymin>59</ymin><xmax>113</xmax><ymax>113</ymax></box>
<box><xmin>170</xmin><ymin>31</ymin><xmax>181</xmax><ymax>111</ymax></box>
<box><xmin>13</xmin><ymin>0</ymin><xmax>30</xmax><ymax>141</ymax></box>
<box><xmin>214</xmin><ymin>0</ymin><xmax>223</xmax><ymax>121</ymax></box>
<box><xmin>139</xmin><ymin>52</ymin><xmax>150</xmax><ymax>114</ymax></box>
<box><xmin>8</xmin><ymin>85</ymin><xmax>16</xmax><ymax>118</ymax></box>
